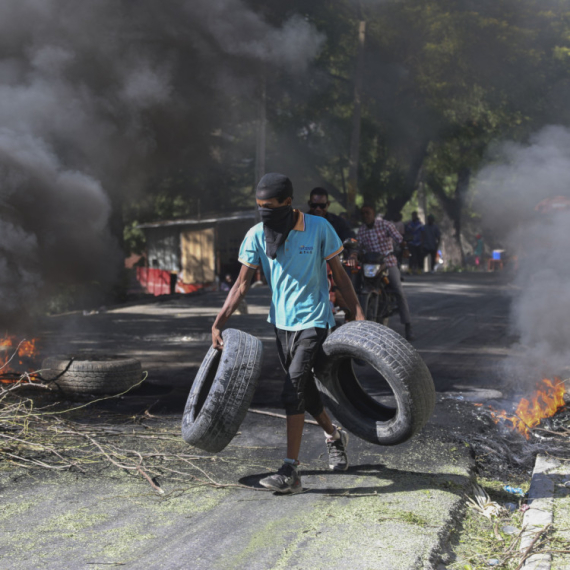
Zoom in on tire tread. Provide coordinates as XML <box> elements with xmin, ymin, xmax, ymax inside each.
<box><xmin>181</xmin><ymin>329</ymin><xmax>263</xmax><ymax>453</ymax></box>
<box><xmin>315</xmin><ymin>321</ymin><xmax>435</xmax><ymax>445</ymax></box>
<box><xmin>41</xmin><ymin>356</ymin><xmax>142</xmax><ymax>395</ymax></box>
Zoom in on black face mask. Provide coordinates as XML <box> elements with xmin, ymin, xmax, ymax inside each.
<box><xmin>258</xmin><ymin>204</ymin><xmax>294</xmax><ymax>260</ymax></box>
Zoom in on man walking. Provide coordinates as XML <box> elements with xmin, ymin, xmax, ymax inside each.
<box><xmin>212</xmin><ymin>173</ymin><xmax>365</xmax><ymax>494</ymax></box>
<box><xmin>358</xmin><ymin>205</ymin><xmax>414</xmax><ymax>341</ymax></box>
<box><xmin>422</xmin><ymin>215</ymin><xmax>441</xmax><ymax>273</ymax></box>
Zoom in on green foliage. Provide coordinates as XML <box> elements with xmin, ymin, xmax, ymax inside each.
<box><xmin>122</xmin><ymin>1</ymin><xmax>570</xmax><ymax>232</ymax></box>
<box><xmin>123</xmin><ymin>221</ymin><xmax>146</xmax><ymax>256</ymax></box>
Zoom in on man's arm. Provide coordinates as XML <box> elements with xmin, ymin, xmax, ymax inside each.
<box><xmin>212</xmin><ymin>264</ymin><xmax>257</xmax><ymax>349</ymax></box>
<box><xmin>329</xmin><ymin>255</ymin><xmax>365</xmax><ymax>321</ymax></box>
<box><xmin>385</xmin><ymin>220</ymin><xmax>403</xmax><ymax>244</ymax></box>
<box><xmin>344</xmin><ymin>224</ymin><xmax>363</xmax><ymax>267</ymax></box>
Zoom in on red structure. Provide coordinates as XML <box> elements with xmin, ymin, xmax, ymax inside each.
<box><xmin>135</xmin><ymin>267</ymin><xmax>210</xmax><ymax>296</ymax></box>
<box><xmin>134</xmin><ymin>210</ymin><xmax>258</xmax><ymax>297</ymax></box>
<box><xmin>136</xmin><ymin>268</ymin><xmax>172</xmax><ymax>296</ymax></box>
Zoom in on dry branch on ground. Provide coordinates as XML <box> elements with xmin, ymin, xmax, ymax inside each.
<box><xmin>0</xmin><ymin>373</ymin><xmax>264</xmax><ymax>494</ymax></box>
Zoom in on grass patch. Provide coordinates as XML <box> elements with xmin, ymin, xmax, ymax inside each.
<box><xmin>447</xmin><ymin>478</ymin><xmax>560</xmax><ymax>570</ymax></box>
<box><xmin>448</xmin><ymin>500</ymin><xmax>524</xmax><ymax>569</ymax></box>
<box><xmin>395</xmin><ymin>511</ymin><xmax>430</xmax><ymax>527</ymax></box>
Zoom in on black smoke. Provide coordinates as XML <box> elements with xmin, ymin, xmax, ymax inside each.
<box><xmin>0</xmin><ymin>0</ymin><xmax>324</xmax><ymax>326</ymax></box>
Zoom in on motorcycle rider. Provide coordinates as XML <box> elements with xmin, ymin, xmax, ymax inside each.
<box><xmin>357</xmin><ymin>205</ymin><xmax>414</xmax><ymax>341</ymax></box>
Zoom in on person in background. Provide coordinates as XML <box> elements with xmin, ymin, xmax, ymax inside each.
<box><xmin>219</xmin><ymin>273</ymin><xmax>233</xmax><ymax>292</ymax></box>
<box><xmin>307</xmin><ymin>187</ymin><xmax>354</xmax><ymax>242</ymax></box>
<box><xmin>422</xmin><ymin>215</ymin><xmax>441</xmax><ymax>273</ymax></box>
<box><xmin>308</xmin><ymin>187</ymin><xmax>356</xmax><ymax>320</ymax></box>
<box><xmin>358</xmin><ymin>205</ymin><xmax>414</xmax><ymax>341</ymax></box>
<box><xmin>338</xmin><ymin>211</ymin><xmax>352</xmax><ymax>228</ymax></box>
<box><xmin>406</xmin><ymin>211</ymin><xmax>424</xmax><ymax>274</ymax></box>
<box><xmin>391</xmin><ymin>212</ymin><xmax>406</xmax><ymax>237</ymax></box>
<box><xmin>474</xmin><ymin>234</ymin><xmax>484</xmax><ymax>267</ymax></box>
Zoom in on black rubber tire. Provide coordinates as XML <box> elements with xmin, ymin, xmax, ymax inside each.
<box><xmin>376</xmin><ymin>288</ymin><xmax>391</xmax><ymax>322</ymax></box>
<box><xmin>359</xmin><ymin>292</ymin><xmax>379</xmax><ymax>322</ymax></box>
<box><xmin>181</xmin><ymin>328</ymin><xmax>263</xmax><ymax>453</ymax></box>
<box><xmin>314</xmin><ymin>320</ymin><xmax>435</xmax><ymax>445</ymax></box>
<box><xmin>42</xmin><ymin>355</ymin><xmax>142</xmax><ymax>395</ymax></box>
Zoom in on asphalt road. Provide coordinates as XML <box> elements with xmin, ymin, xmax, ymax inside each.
<box><xmin>2</xmin><ymin>272</ymin><xmax>516</xmax><ymax>570</ymax></box>
<box><xmin>38</xmin><ymin>271</ymin><xmax>514</xmax><ymax>403</ymax></box>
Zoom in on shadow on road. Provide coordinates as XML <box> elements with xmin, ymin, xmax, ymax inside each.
<box><xmin>239</xmin><ymin>463</ymin><xmax>469</xmax><ymax>497</ymax></box>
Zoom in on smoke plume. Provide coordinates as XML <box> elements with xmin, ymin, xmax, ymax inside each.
<box><xmin>0</xmin><ymin>0</ymin><xmax>324</xmax><ymax>326</ymax></box>
<box><xmin>473</xmin><ymin>125</ymin><xmax>570</xmax><ymax>384</ymax></box>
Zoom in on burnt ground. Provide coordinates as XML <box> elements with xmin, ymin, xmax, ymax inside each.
<box><xmin>2</xmin><ymin>271</ymin><xmax>565</xmax><ymax>570</ymax></box>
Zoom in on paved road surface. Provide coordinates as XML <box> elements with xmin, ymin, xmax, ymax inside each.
<box><xmin>3</xmin><ymin>273</ymin><xmax>515</xmax><ymax>570</ymax></box>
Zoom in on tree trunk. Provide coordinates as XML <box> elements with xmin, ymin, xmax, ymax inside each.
<box><xmin>453</xmin><ymin>167</ymin><xmax>470</xmax><ymax>266</ymax></box>
<box><xmin>427</xmin><ymin>168</ymin><xmax>471</xmax><ymax>267</ymax></box>
<box><xmin>385</xmin><ymin>145</ymin><xmax>428</xmax><ymax>220</ymax></box>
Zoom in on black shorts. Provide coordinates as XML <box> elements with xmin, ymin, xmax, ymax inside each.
<box><xmin>275</xmin><ymin>327</ymin><xmax>328</xmax><ymax>417</ymax></box>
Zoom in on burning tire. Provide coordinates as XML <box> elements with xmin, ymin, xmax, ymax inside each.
<box><xmin>315</xmin><ymin>320</ymin><xmax>435</xmax><ymax>446</ymax></box>
<box><xmin>41</xmin><ymin>355</ymin><xmax>142</xmax><ymax>395</ymax></box>
<box><xmin>182</xmin><ymin>328</ymin><xmax>263</xmax><ymax>453</ymax></box>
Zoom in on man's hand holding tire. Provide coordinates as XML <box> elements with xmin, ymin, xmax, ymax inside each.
<box><xmin>212</xmin><ymin>327</ymin><xmax>224</xmax><ymax>350</ymax></box>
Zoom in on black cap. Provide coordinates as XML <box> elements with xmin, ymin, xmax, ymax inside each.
<box><xmin>256</xmin><ymin>173</ymin><xmax>293</xmax><ymax>201</ymax></box>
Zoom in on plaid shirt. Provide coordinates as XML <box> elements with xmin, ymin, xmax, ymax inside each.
<box><xmin>357</xmin><ymin>218</ymin><xmax>403</xmax><ymax>268</ymax></box>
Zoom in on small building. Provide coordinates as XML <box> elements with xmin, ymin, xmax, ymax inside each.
<box><xmin>135</xmin><ymin>210</ymin><xmax>258</xmax><ymax>295</ymax></box>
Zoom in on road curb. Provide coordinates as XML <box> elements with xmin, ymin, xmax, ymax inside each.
<box><xmin>520</xmin><ymin>454</ymin><xmax>563</xmax><ymax>570</ymax></box>
<box><xmin>426</xmin><ymin>493</ymin><xmax>471</xmax><ymax>570</ymax></box>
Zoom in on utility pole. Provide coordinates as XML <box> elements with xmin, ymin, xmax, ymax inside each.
<box><xmin>347</xmin><ymin>19</ymin><xmax>366</xmax><ymax>218</ymax></box>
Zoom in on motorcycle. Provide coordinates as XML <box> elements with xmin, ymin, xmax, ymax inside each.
<box><xmin>341</xmin><ymin>238</ymin><xmax>400</xmax><ymax>325</ymax></box>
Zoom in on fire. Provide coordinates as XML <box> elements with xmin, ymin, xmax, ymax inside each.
<box><xmin>0</xmin><ymin>335</ymin><xmax>39</xmax><ymax>383</ymax></box>
<box><xmin>485</xmin><ymin>378</ymin><xmax>566</xmax><ymax>439</ymax></box>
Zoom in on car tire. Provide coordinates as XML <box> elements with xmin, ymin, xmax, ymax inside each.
<box><xmin>359</xmin><ymin>292</ymin><xmax>379</xmax><ymax>322</ymax></box>
<box><xmin>42</xmin><ymin>355</ymin><xmax>142</xmax><ymax>395</ymax></box>
<box><xmin>315</xmin><ymin>320</ymin><xmax>435</xmax><ymax>445</ymax></box>
<box><xmin>181</xmin><ymin>328</ymin><xmax>263</xmax><ymax>453</ymax></box>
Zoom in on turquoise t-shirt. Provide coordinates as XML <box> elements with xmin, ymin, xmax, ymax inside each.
<box><xmin>238</xmin><ymin>211</ymin><xmax>343</xmax><ymax>331</ymax></box>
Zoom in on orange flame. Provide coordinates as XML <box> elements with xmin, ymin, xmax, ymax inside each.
<box><xmin>484</xmin><ymin>378</ymin><xmax>566</xmax><ymax>439</ymax></box>
<box><xmin>0</xmin><ymin>335</ymin><xmax>40</xmax><ymax>383</ymax></box>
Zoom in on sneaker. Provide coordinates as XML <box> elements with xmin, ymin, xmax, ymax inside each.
<box><xmin>327</xmin><ymin>428</ymin><xmax>349</xmax><ymax>471</ymax></box>
<box><xmin>259</xmin><ymin>463</ymin><xmax>302</xmax><ymax>494</ymax></box>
